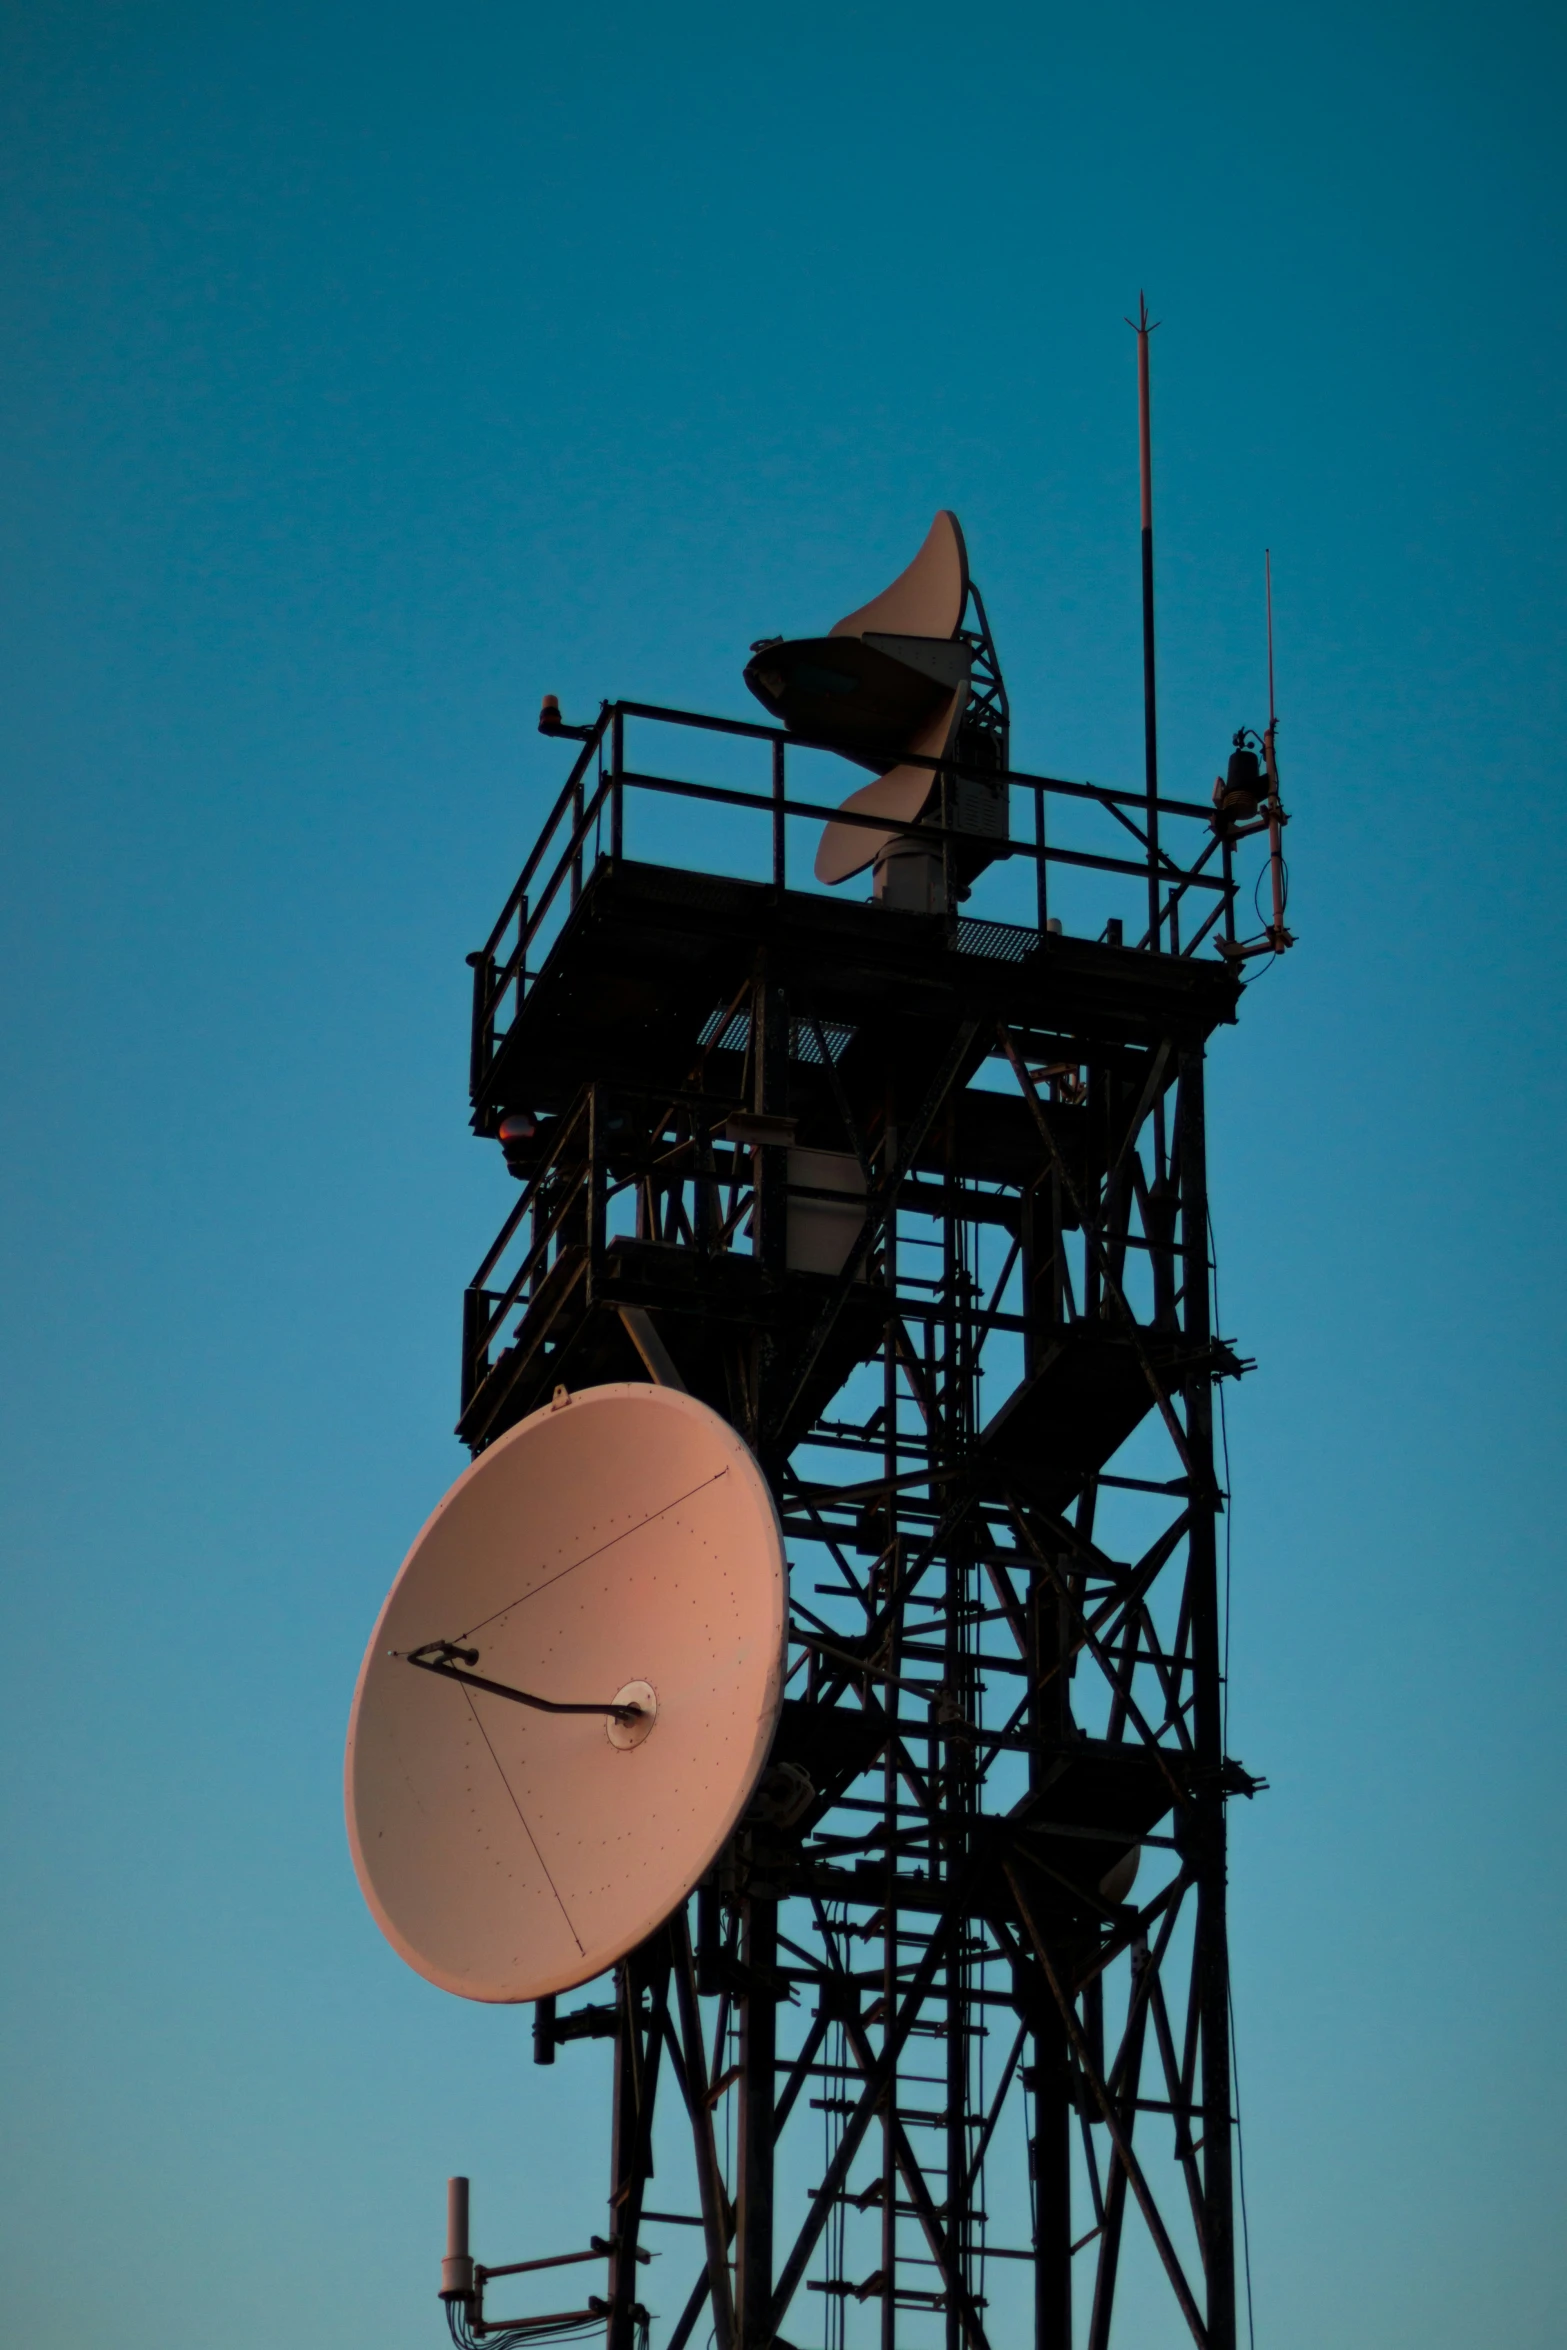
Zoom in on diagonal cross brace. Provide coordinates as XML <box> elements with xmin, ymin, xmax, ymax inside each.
<box><xmin>999</xmin><ymin>1866</ymin><xmax>1211</xmax><ymax>2350</ymax></box>
<box><xmin>996</xmin><ymin>1026</ymin><xmax>1206</xmax><ymax>1490</ymax></box>
<box><xmin>669</xmin><ymin>1916</ymin><xmax>738</xmax><ymax>2350</ymax></box>
<box><xmin>1003</xmin><ymin>1500</ymin><xmax>1190</xmax><ymax>1814</ymax></box>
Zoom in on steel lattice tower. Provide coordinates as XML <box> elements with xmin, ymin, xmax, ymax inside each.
<box><xmin>451</xmin><ymin>689</ymin><xmax>1270</xmax><ymax>2350</ymax></box>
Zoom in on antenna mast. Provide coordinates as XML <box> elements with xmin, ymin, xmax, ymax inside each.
<box><xmin>1265</xmin><ymin>546</ymin><xmax>1276</xmax><ymax>732</ymax></box>
<box><xmin>1131</xmin><ymin>292</ymin><xmax>1162</xmax><ymax>948</ymax></box>
<box><xmin>1261</xmin><ymin>548</ymin><xmax>1292</xmax><ymax>952</ymax></box>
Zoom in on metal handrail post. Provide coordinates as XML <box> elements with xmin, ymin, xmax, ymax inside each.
<box><xmin>772</xmin><ymin>737</ymin><xmax>786</xmax><ymax>890</ymax></box>
<box><xmin>1221</xmin><ymin>835</ymin><xmax>1236</xmax><ymax>948</ymax></box>
<box><xmin>1034</xmin><ymin>782</ymin><xmax>1048</xmax><ymax>934</ymax></box>
<box><xmin>460</xmin><ymin>1283</ymin><xmax>486</xmax><ymax>1412</ymax></box>
<box><xmin>588</xmin><ymin>1082</ymin><xmax>608</xmax><ymax>1291</ymax></box>
<box><xmin>465</xmin><ymin>950</ymin><xmax>495</xmax><ymax>1104</ymax></box>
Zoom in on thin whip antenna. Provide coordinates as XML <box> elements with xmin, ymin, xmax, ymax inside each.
<box><xmin>1125</xmin><ymin>291</ymin><xmax>1163</xmax><ymax>950</ymax></box>
<box><xmin>1265</xmin><ymin>547</ymin><xmax>1276</xmax><ymax>733</ymax></box>
<box><xmin>1260</xmin><ymin>546</ymin><xmax>1291</xmax><ymax>952</ymax></box>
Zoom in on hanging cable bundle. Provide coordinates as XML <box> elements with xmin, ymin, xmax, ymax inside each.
<box><xmin>445</xmin><ymin>2294</ymin><xmax>639</xmax><ymax>2350</ymax></box>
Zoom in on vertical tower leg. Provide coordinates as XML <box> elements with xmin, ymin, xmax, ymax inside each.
<box><xmin>1086</xmin><ymin>1943</ymin><xmax>1149</xmax><ymax>2350</ymax></box>
<box><xmin>607</xmin><ymin>1940</ymin><xmax>669</xmax><ymax>2350</ymax></box>
<box><xmin>1033</xmin><ymin>2009</ymin><xmax>1073</xmax><ymax>2350</ymax></box>
<box><xmin>881</xmin><ymin>1264</ymin><xmax>902</xmax><ymax>2350</ymax></box>
<box><xmin>1178</xmin><ymin>1048</ymin><xmax>1236</xmax><ymax>2350</ymax></box>
<box><xmin>1030</xmin><ymin>1548</ymin><xmax>1074</xmax><ymax>2350</ymax></box>
<box><xmin>737</xmin><ymin>1899</ymin><xmax>777</xmax><ymax>2350</ymax></box>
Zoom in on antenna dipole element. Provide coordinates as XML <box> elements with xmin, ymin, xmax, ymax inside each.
<box><xmin>442</xmin><ymin>2176</ymin><xmax>475</xmax><ymax>2303</ymax></box>
<box><xmin>1128</xmin><ymin>293</ymin><xmax>1163</xmax><ymax>949</ymax></box>
<box><xmin>1265</xmin><ymin>546</ymin><xmax>1277</xmax><ymax>732</ymax></box>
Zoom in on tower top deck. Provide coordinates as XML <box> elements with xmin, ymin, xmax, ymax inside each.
<box><xmin>468</xmin><ymin>696</ymin><xmax>1250</xmax><ymax>1140</ymax></box>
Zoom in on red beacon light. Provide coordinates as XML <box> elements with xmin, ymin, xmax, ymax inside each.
<box><xmin>537</xmin><ymin>693</ymin><xmax>596</xmax><ymax>742</ymax></box>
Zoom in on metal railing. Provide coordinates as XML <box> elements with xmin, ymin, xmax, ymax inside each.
<box><xmin>461</xmin><ymin>1079</ymin><xmax>762</xmax><ymax>1431</ymax></box>
<box><xmin>467</xmin><ymin>700</ymin><xmax>1242</xmax><ymax>1104</ymax></box>
<box><xmin>460</xmin><ymin>1085</ymin><xmax>602</xmax><ymax>1419</ymax></box>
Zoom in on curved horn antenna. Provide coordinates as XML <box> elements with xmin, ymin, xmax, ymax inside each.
<box><xmin>742</xmin><ymin>513</ymin><xmax>1007</xmax><ymax>905</ymax></box>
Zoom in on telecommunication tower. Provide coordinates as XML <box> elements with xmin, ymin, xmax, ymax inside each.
<box><xmin>346</xmin><ymin>320</ymin><xmax>1290</xmax><ymax>2350</ymax></box>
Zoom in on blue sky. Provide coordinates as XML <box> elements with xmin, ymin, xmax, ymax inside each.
<box><xmin>1</xmin><ymin>2</ymin><xmax>1563</xmax><ymax>2346</ymax></box>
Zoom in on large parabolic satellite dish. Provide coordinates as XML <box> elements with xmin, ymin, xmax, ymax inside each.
<box><xmin>346</xmin><ymin>1384</ymin><xmax>788</xmax><ymax>2003</ymax></box>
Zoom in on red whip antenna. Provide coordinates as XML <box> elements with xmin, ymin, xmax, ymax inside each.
<box><xmin>1265</xmin><ymin>547</ymin><xmax>1277</xmax><ymax>735</ymax></box>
